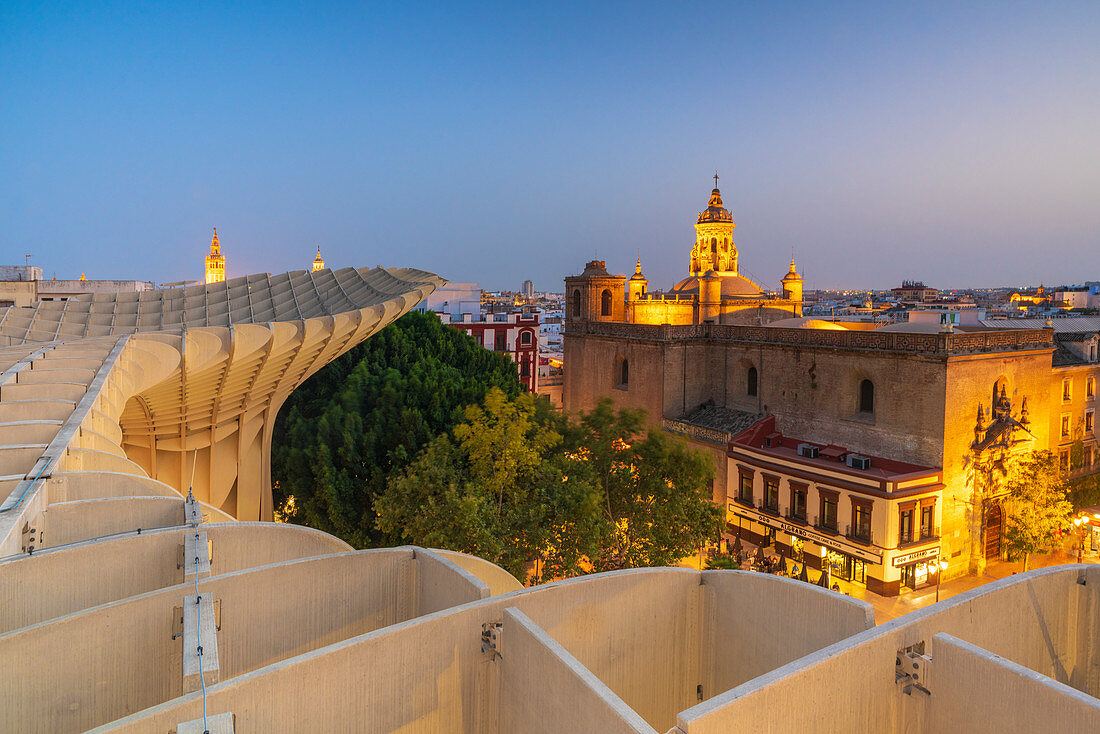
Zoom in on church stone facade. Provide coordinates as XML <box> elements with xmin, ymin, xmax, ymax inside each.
<box><xmin>562</xmin><ymin>180</ymin><xmax>1090</xmax><ymax>596</ymax></box>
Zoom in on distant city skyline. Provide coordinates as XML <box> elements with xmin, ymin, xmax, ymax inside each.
<box><xmin>2</xmin><ymin>2</ymin><xmax>1098</xmax><ymax>292</ymax></box>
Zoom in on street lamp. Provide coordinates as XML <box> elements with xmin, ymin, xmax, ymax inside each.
<box><xmin>934</xmin><ymin>559</ymin><xmax>949</xmax><ymax>603</ymax></box>
<box><xmin>1074</xmin><ymin>517</ymin><xmax>1087</xmax><ymax>564</ymax></box>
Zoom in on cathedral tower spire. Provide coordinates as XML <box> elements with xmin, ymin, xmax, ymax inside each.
<box><xmin>691</xmin><ymin>175</ymin><xmax>737</xmax><ymax>276</ymax></box>
<box><xmin>205</xmin><ymin>228</ymin><xmax>226</xmax><ymax>284</ymax></box>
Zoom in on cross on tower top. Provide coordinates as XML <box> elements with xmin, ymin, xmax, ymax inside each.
<box><xmin>713</xmin><ymin>171</ymin><xmax>719</xmax><ymax>188</ymax></box>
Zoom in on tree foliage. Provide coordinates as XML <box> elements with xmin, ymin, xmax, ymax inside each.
<box><xmin>377</xmin><ymin>391</ymin><xmax>722</xmax><ymax>582</ymax></box>
<box><xmin>567</xmin><ymin>400</ymin><xmax>723</xmax><ymax>572</ymax></box>
<box><xmin>1002</xmin><ymin>450</ymin><xmax>1073</xmax><ymax>571</ymax></box>
<box><xmin>376</xmin><ymin>389</ymin><xmax>601</xmax><ymax>580</ymax></box>
<box><xmin>271</xmin><ymin>311</ymin><xmax>523</xmax><ymax>547</ymax></box>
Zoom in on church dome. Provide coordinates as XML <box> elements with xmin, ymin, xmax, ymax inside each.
<box><xmin>670</xmin><ymin>273</ymin><xmax>762</xmax><ymax>298</ymax></box>
<box><xmin>781</xmin><ymin>256</ymin><xmax>802</xmax><ymax>282</ymax></box>
<box><xmin>697</xmin><ymin>188</ymin><xmax>733</xmax><ymax>224</ymax></box>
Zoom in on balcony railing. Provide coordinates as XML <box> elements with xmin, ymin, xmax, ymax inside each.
<box><xmin>845</xmin><ymin>524</ymin><xmax>874</xmax><ymax>546</ymax></box>
<box><xmin>757</xmin><ymin>500</ymin><xmax>781</xmax><ymax>517</ymax></box>
<box><xmin>897</xmin><ymin>529</ymin><xmax>939</xmax><ymax>548</ymax></box>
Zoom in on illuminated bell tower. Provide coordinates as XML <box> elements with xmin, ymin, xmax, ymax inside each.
<box><xmin>626</xmin><ymin>258</ymin><xmax>648</xmax><ymax>322</ymax></box>
<box><xmin>204</xmin><ymin>228</ymin><xmax>226</xmax><ymax>284</ymax></box>
<box><xmin>690</xmin><ymin>173</ymin><xmax>737</xmax><ymax>276</ymax></box>
<box><xmin>781</xmin><ymin>255</ymin><xmax>804</xmax><ymax>316</ymax></box>
<box><xmin>627</xmin><ymin>258</ymin><xmax>648</xmax><ymax>301</ymax></box>
<box><xmin>312</xmin><ymin>247</ymin><xmax>325</xmax><ymax>272</ymax></box>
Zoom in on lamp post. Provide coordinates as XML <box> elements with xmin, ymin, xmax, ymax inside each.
<box><xmin>934</xmin><ymin>559</ymin><xmax>949</xmax><ymax>603</ymax></box>
<box><xmin>1074</xmin><ymin>517</ymin><xmax>1086</xmax><ymax>564</ymax></box>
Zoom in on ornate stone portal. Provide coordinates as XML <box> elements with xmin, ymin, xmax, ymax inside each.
<box><xmin>967</xmin><ymin>380</ymin><xmax>1035</xmax><ymax>570</ymax></box>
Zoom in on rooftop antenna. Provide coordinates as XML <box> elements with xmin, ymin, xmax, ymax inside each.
<box><xmin>24</xmin><ymin>253</ymin><xmax>31</xmax><ymax>267</ymax></box>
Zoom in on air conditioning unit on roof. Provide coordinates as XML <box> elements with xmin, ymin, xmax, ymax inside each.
<box><xmin>847</xmin><ymin>454</ymin><xmax>872</xmax><ymax>470</ymax></box>
<box><xmin>797</xmin><ymin>443</ymin><xmax>820</xmax><ymax>459</ymax></box>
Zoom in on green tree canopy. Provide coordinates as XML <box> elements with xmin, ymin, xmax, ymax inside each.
<box><xmin>567</xmin><ymin>400</ymin><xmax>723</xmax><ymax>572</ymax></box>
<box><xmin>271</xmin><ymin>310</ymin><xmax>523</xmax><ymax>547</ymax></box>
<box><xmin>376</xmin><ymin>388</ymin><xmax>600</xmax><ymax>579</ymax></box>
<box><xmin>1002</xmin><ymin>450</ymin><xmax>1073</xmax><ymax>571</ymax></box>
<box><xmin>376</xmin><ymin>391</ymin><xmax>722</xmax><ymax>582</ymax></box>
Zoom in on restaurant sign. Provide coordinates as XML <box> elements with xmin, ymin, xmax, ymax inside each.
<box><xmin>891</xmin><ymin>546</ymin><xmax>940</xmax><ymax>568</ymax></box>
<box><xmin>729</xmin><ymin>503</ymin><xmax>882</xmax><ymax>564</ymax></box>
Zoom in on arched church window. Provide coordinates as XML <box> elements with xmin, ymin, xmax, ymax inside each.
<box><xmin>601</xmin><ymin>289</ymin><xmax>612</xmax><ymax>316</ymax></box>
<box><xmin>572</xmin><ymin>290</ymin><xmax>581</xmax><ymax>317</ymax></box>
<box><xmin>747</xmin><ymin>366</ymin><xmax>758</xmax><ymax>397</ymax></box>
<box><xmin>860</xmin><ymin>379</ymin><xmax>875</xmax><ymax>414</ymax></box>
<box><xmin>520</xmin><ymin>331</ymin><xmax>532</xmax><ymax>345</ymax></box>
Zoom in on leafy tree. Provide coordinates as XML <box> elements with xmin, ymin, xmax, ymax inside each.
<box><xmin>568</xmin><ymin>400</ymin><xmax>723</xmax><ymax>571</ymax></box>
<box><xmin>1002</xmin><ymin>450</ymin><xmax>1073</xmax><ymax>571</ymax></box>
<box><xmin>271</xmin><ymin>311</ymin><xmax>523</xmax><ymax>547</ymax></box>
<box><xmin>377</xmin><ymin>393</ymin><xmax>722</xmax><ymax>582</ymax></box>
<box><xmin>376</xmin><ymin>388</ymin><xmax>600</xmax><ymax>580</ymax></box>
<box><xmin>1068</xmin><ymin>473</ymin><xmax>1100</xmax><ymax>511</ymax></box>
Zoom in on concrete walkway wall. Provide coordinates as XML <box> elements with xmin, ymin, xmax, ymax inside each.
<box><xmin>522</xmin><ymin>568</ymin><xmax>702</xmax><ymax>731</ymax></box>
<box><xmin>500</xmin><ymin>607</ymin><xmax>658</xmax><ymax>734</ymax></box>
<box><xmin>44</xmin><ymin>471</ymin><xmax>180</xmax><ymax>502</ymax></box>
<box><xmin>676</xmin><ymin>565</ymin><xmax>1100</xmax><ymax>734</ymax></box>
<box><xmin>432</xmin><ymin>547</ymin><xmax>524</xmax><ymax>596</ymax></box>
<box><xmin>0</xmin><ymin>546</ymin><xmax>501</xmax><ymax>733</ymax></box>
<box><xmin>43</xmin><ymin>496</ymin><xmax>184</xmax><ymax>546</ymax></box>
<box><xmin>0</xmin><ymin>582</ymin><xmax>184</xmax><ymax>734</ymax></box>
<box><xmin>88</xmin><ymin>570</ymin><xmax>686</xmax><ymax>734</ymax></box>
<box><xmin>0</xmin><ymin>528</ymin><xmax>184</xmax><ymax>633</ymax></box>
<box><xmin>700</xmin><ymin>570</ymin><xmax>874</xmax><ymax>697</ymax></box>
<box><xmin>0</xmin><ymin>522</ymin><xmax>355</xmax><ymax>633</ymax></box>
<box><xmin>416</xmin><ymin>547</ymin><xmax>491</xmax><ymax>614</ymax></box>
<box><xmin>90</xmin><ymin>569</ymin><xmax>870</xmax><ymax>734</ymax></box>
<box><xmin>930</xmin><ymin>633</ymin><xmax>1100</xmax><ymax>732</ymax></box>
<box><xmin>202</xmin><ymin>522</ymin><xmax>353</xmax><ymax>574</ymax></box>
<box><xmin>58</xmin><ymin>446</ymin><xmax>147</xmax><ymax>475</ymax></box>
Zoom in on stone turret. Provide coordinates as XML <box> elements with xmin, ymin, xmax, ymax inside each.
<box><xmin>626</xmin><ymin>259</ymin><xmax>648</xmax><ymax>322</ymax></box>
<box><xmin>781</xmin><ymin>255</ymin><xmax>804</xmax><ymax>316</ymax></box>
<box><xmin>974</xmin><ymin>402</ymin><xmax>986</xmax><ymax>445</ymax></box>
<box><xmin>699</xmin><ymin>270</ymin><xmax>722</xmax><ymax>322</ymax></box>
<box><xmin>565</xmin><ymin>260</ymin><xmax>626</xmax><ymax>323</ymax></box>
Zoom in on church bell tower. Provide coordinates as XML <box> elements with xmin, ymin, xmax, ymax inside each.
<box><xmin>690</xmin><ymin>173</ymin><xmax>738</xmax><ymax>276</ymax></box>
<box><xmin>204</xmin><ymin>228</ymin><xmax>226</xmax><ymax>284</ymax></box>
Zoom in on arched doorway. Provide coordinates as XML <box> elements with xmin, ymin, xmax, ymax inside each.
<box><xmin>984</xmin><ymin>502</ymin><xmax>1003</xmax><ymax>560</ymax></box>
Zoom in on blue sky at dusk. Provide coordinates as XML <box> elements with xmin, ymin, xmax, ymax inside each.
<box><xmin>2</xmin><ymin>2</ymin><xmax>1098</xmax><ymax>291</ymax></box>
